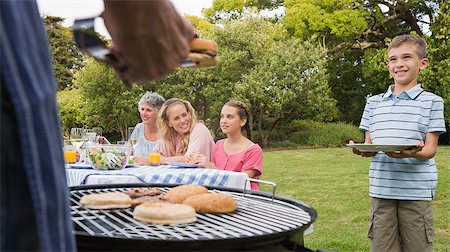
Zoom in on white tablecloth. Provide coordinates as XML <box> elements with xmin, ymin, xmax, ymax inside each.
<box><xmin>65</xmin><ymin>165</ymin><xmax>250</xmax><ymax>190</ymax></box>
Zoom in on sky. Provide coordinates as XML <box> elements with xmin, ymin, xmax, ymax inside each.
<box><xmin>37</xmin><ymin>0</ymin><xmax>213</xmax><ymax>37</ymax></box>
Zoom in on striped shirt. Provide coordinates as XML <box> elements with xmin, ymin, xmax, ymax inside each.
<box><xmin>359</xmin><ymin>84</ymin><xmax>446</xmax><ymax>200</ymax></box>
<box><xmin>0</xmin><ymin>1</ymin><xmax>75</xmax><ymax>251</ymax></box>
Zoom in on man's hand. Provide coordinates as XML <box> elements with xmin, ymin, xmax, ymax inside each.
<box><xmin>102</xmin><ymin>0</ymin><xmax>195</xmax><ymax>84</ymax></box>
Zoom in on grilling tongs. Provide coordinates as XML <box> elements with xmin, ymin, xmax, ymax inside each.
<box><xmin>73</xmin><ymin>17</ymin><xmax>218</xmax><ymax>68</ymax></box>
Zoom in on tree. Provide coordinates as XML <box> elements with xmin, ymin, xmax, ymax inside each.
<box><xmin>73</xmin><ymin>58</ymin><xmax>144</xmax><ymax>140</ymax></box>
<box><xmin>214</xmin><ymin>18</ymin><xmax>337</xmax><ymax>146</ymax></box>
<box><xmin>186</xmin><ymin>15</ymin><xmax>217</xmax><ymax>38</ymax></box>
<box><xmin>57</xmin><ymin>88</ymin><xmax>88</xmax><ymax>138</ymax></box>
<box><xmin>224</xmin><ymin>20</ymin><xmax>337</xmax><ymax>146</ymax></box>
<box><xmin>203</xmin><ymin>0</ymin><xmax>445</xmax><ymax>128</ymax></box>
<box><xmin>326</xmin><ymin>49</ymin><xmax>384</xmax><ymax>124</ymax></box>
<box><xmin>282</xmin><ymin>0</ymin><xmax>445</xmax><ymax>126</ymax></box>
<box><xmin>422</xmin><ymin>1</ymin><xmax>450</xmax><ymax>126</ymax></box>
<box><xmin>44</xmin><ymin>16</ymin><xmax>83</xmax><ymax>90</ymax></box>
<box><xmin>203</xmin><ymin>0</ymin><xmax>285</xmax><ymax>23</ymax></box>
<box><xmin>421</xmin><ymin>1</ymin><xmax>450</xmax><ymax>143</ymax></box>
<box><xmin>149</xmin><ymin>18</ymin><xmax>337</xmax><ymax>147</ymax></box>
<box><xmin>283</xmin><ymin>0</ymin><xmax>440</xmax><ymax>52</ymax></box>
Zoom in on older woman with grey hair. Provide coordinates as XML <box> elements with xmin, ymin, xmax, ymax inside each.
<box><xmin>129</xmin><ymin>92</ymin><xmax>165</xmax><ymax>164</ymax></box>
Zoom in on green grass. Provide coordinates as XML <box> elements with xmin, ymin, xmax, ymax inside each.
<box><xmin>260</xmin><ymin>146</ymin><xmax>450</xmax><ymax>251</ymax></box>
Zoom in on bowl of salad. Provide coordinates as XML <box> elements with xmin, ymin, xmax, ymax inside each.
<box><xmin>86</xmin><ymin>144</ymin><xmax>132</xmax><ymax>170</ymax></box>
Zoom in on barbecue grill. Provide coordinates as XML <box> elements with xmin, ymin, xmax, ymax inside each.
<box><xmin>70</xmin><ymin>184</ymin><xmax>317</xmax><ymax>251</ymax></box>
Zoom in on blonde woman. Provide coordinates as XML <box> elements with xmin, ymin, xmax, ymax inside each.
<box><xmin>153</xmin><ymin>98</ymin><xmax>215</xmax><ymax>163</ymax></box>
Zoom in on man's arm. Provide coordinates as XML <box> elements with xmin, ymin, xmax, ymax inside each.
<box><xmin>102</xmin><ymin>0</ymin><xmax>194</xmax><ymax>84</ymax></box>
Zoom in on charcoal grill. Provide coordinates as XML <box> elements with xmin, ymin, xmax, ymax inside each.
<box><xmin>70</xmin><ymin>184</ymin><xmax>317</xmax><ymax>251</ymax></box>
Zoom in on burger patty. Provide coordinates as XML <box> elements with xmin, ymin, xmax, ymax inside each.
<box><xmin>123</xmin><ymin>187</ymin><xmax>162</xmax><ymax>198</ymax></box>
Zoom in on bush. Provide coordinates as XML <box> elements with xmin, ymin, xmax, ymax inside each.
<box><xmin>286</xmin><ymin>121</ymin><xmax>364</xmax><ymax>147</ymax></box>
<box><xmin>287</xmin><ymin>120</ymin><xmax>325</xmax><ymax>132</ymax></box>
<box><xmin>306</xmin><ymin>122</ymin><xmax>364</xmax><ymax>147</ymax></box>
<box><xmin>254</xmin><ymin>120</ymin><xmax>364</xmax><ymax>148</ymax></box>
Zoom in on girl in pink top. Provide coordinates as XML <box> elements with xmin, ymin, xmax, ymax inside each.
<box><xmin>153</xmin><ymin>98</ymin><xmax>215</xmax><ymax>163</ymax></box>
<box><xmin>188</xmin><ymin>101</ymin><xmax>263</xmax><ymax>190</ymax></box>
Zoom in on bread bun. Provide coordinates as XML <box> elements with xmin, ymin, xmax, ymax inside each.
<box><xmin>189</xmin><ymin>39</ymin><xmax>218</xmax><ymax>55</ymax></box>
<box><xmin>183</xmin><ymin>193</ymin><xmax>237</xmax><ymax>213</ymax></box>
<box><xmin>133</xmin><ymin>202</ymin><xmax>197</xmax><ymax>224</ymax></box>
<box><xmin>187</xmin><ymin>53</ymin><xmax>217</xmax><ymax>67</ymax></box>
<box><xmin>80</xmin><ymin>192</ymin><xmax>132</xmax><ymax>209</ymax></box>
<box><xmin>187</xmin><ymin>39</ymin><xmax>218</xmax><ymax>67</ymax></box>
<box><xmin>162</xmin><ymin>184</ymin><xmax>208</xmax><ymax>203</ymax></box>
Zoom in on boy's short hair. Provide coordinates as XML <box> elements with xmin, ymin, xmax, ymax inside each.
<box><xmin>388</xmin><ymin>34</ymin><xmax>427</xmax><ymax>59</ymax></box>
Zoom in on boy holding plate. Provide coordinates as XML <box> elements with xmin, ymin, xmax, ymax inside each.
<box><xmin>351</xmin><ymin>34</ymin><xmax>446</xmax><ymax>251</ymax></box>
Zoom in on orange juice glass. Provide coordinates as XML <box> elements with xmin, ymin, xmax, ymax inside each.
<box><xmin>149</xmin><ymin>153</ymin><xmax>161</xmax><ymax>163</ymax></box>
<box><xmin>64</xmin><ymin>150</ymin><xmax>77</xmax><ymax>163</ymax></box>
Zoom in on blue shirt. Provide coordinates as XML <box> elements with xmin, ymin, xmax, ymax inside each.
<box><xmin>0</xmin><ymin>1</ymin><xmax>76</xmax><ymax>250</ymax></box>
<box><xmin>359</xmin><ymin>84</ymin><xmax>446</xmax><ymax>200</ymax></box>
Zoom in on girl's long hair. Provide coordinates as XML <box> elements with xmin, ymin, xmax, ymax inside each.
<box><xmin>224</xmin><ymin>100</ymin><xmax>252</xmax><ymax>140</ymax></box>
<box><xmin>157</xmin><ymin>98</ymin><xmax>197</xmax><ymax>156</ymax></box>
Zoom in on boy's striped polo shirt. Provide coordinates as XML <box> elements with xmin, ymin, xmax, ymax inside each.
<box><xmin>359</xmin><ymin>84</ymin><xmax>446</xmax><ymax>200</ymax></box>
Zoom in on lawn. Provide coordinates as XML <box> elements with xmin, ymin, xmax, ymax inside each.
<box><xmin>260</xmin><ymin>146</ymin><xmax>450</xmax><ymax>251</ymax></box>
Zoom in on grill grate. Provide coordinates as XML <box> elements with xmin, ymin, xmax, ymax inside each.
<box><xmin>70</xmin><ymin>186</ymin><xmax>312</xmax><ymax>242</ymax></box>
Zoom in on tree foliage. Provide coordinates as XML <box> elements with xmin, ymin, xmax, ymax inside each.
<box><xmin>44</xmin><ymin>16</ymin><xmax>83</xmax><ymax>90</ymax></box>
<box><xmin>57</xmin><ymin>88</ymin><xmax>88</xmax><ymax>137</ymax></box>
<box><xmin>219</xmin><ymin>19</ymin><xmax>337</xmax><ymax>146</ymax></box>
<box><xmin>151</xmin><ymin>18</ymin><xmax>337</xmax><ymax>147</ymax></box>
<box><xmin>422</xmin><ymin>1</ymin><xmax>450</xmax><ymax>123</ymax></box>
<box><xmin>73</xmin><ymin>59</ymin><xmax>144</xmax><ymax>140</ymax></box>
<box><xmin>186</xmin><ymin>15</ymin><xmax>217</xmax><ymax>38</ymax></box>
<box><xmin>282</xmin><ymin>0</ymin><xmax>440</xmax><ymax>52</ymax></box>
<box><xmin>284</xmin><ymin>0</ymin><xmax>368</xmax><ymax>42</ymax></box>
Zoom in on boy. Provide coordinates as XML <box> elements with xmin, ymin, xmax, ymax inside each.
<box><xmin>351</xmin><ymin>34</ymin><xmax>446</xmax><ymax>251</ymax></box>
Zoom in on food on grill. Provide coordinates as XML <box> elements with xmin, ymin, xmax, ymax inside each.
<box><xmin>133</xmin><ymin>202</ymin><xmax>197</xmax><ymax>224</ymax></box>
<box><xmin>131</xmin><ymin>196</ymin><xmax>165</xmax><ymax>206</ymax></box>
<box><xmin>183</xmin><ymin>193</ymin><xmax>237</xmax><ymax>213</ymax></box>
<box><xmin>80</xmin><ymin>192</ymin><xmax>132</xmax><ymax>209</ymax></box>
<box><xmin>71</xmin><ymin>186</ymin><xmax>317</xmax><ymax>251</ymax></box>
<box><xmin>123</xmin><ymin>187</ymin><xmax>161</xmax><ymax>198</ymax></box>
<box><xmin>162</xmin><ymin>184</ymin><xmax>208</xmax><ymax>203</ymax></box>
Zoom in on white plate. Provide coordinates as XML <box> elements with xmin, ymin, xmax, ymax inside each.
<box><xmin>346</xmin><ymin>143</ymin><xmax>417</xmax><ymax>152</ymax></box>
<box><xmin>67</xmin><ymin>164</ymin><xmax>137</xmax><ymax>169</ymax></box>
<box><xmin>168</xmin><ymin>162</ymin><xmax>198</xmax><ymax>168</ymax></box>
<box><xmin>67</xmin><ymin>163</ymin><xmax>92</xmax><ymax>169</ymax></box>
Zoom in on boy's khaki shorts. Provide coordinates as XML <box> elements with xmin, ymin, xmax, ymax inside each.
<box><xmin>368</xmin><ymin>197</ymin><xmax>434</xmax><ymax>252</ymax></box>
